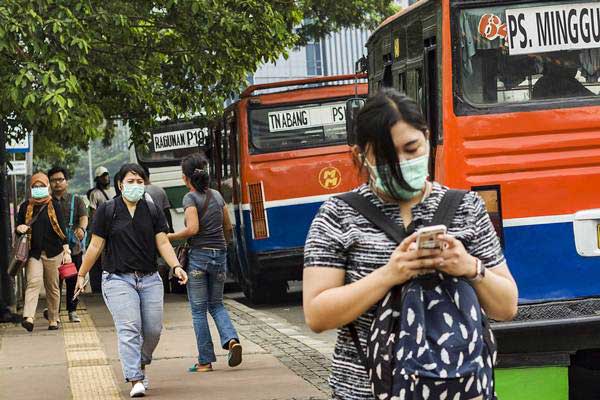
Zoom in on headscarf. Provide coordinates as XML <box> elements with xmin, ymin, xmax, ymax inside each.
<box><xmin>25</xmin><ymin>172</ymin><xmax>66</xmax><ymax>240</ymax></box>
<box><xmin>29</xmin><ymin>173</ymin><xmax>51</xmax><ymax>205</ymax></box>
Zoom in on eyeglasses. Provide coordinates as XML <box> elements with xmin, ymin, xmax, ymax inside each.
<box><xmin>50</xmin><ymin>178</ymin><xmax>66</xmax><ymax>184</ymax></box>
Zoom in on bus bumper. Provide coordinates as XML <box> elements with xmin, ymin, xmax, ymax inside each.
<box><xmin>493</xmin><ymin>311</ymin><xmax>600</xmax><ymax>399</ymax></box>
<box><xmin>249</xmin><ymin>247</ymin><xmax>305</xmax><ymax>282</ymax></box>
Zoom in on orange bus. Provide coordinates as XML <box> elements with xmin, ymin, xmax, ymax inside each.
<box><xmin>363</xmin><ymin>1</ymin><xmax>600</xmax><ymax>398</ymax></box>
<box><xmin>206</xmin><ymin>75</ymin><xmax>367</xmax><ymax>303</ymax></box>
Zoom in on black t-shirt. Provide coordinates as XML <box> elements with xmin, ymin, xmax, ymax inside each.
<box><xmin>92</xmin><ymin>196</ymin><xmax>169</xmax><ymax>273</ymax></box>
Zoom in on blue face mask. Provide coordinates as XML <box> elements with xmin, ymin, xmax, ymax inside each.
<box><xmin>122</xmin><ymin>184</ymin><xmax>145</xmax><ymax>202</ymax></box>
<box><xmin>31</xmin><ymin>186</ymin><xmax>49</xmax><ymax>199</ymax></box>
<box><xmin>365</xmin><ymin>153</ymin><xmax>429</xmax><ymax>200</ymax></box>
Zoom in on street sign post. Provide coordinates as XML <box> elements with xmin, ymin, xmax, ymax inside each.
<box><xmin>7</xmin><ymin>161</ymin><xmax>26</xmax><ymax>176</ymax></box>
<box><xmin>6</xmin><ymin>135</ymin><xmax>30</xmax><ymax>153</ymax></box>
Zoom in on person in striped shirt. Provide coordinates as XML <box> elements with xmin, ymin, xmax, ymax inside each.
<box><xmin>303</xmin><ymin>88</ymin><xmax>518</xmax><ymax>400</ymax></box>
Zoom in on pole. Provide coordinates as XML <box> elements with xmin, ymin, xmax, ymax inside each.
<box><xmin>88</xmin><ymin>141</ymin><xmax>93</xmax><ymax>188</ymax></box>
<box><xmin>26</xmin><ymin>130</ymin><xmax>33</xmax><ymax>186</ymax></box>
<box><xmin>0</xmin><ymin>120</ymin><xmax>15</xmax><ymax>321</ymax></box>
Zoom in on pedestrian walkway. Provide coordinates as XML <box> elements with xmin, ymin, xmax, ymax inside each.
<box><xmin>0</xmin><ymin>294</ymin><xmax>332</xmax><ymax>400</ymax></box>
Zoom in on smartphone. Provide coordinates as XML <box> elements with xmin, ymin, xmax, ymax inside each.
<box><xmin>416</xmin><ymin>225</ymin><xmax>447</xmax><ymax>250</ymax></box>
<box><xmin>72</xmin><ymin>277</ymin><xmax>89</xmax><ymax>301</ymax></box>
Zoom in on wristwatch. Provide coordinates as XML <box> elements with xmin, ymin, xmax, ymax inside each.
<box><xmin>469</xmin><ymin>258</ymin><xmax>485</xmax><ymax>282</ymax></box>
<box><xmin>173</xmin><ymin>265</ymin><xmax>183</xmax><ymax>271</ymax></box>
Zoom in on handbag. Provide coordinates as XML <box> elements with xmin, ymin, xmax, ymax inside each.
<box><xmin>7</xmin><ymin>204</ymin><xmax>48</xmax><ymax>276</ymax></box>
<box><xmin>175</xmin><ymin>244</ymin><xmax>189</xmax><ymax>270</ymax></box>
<box><xmin>58</xmin><ymin>262</ymin><xmax>78</xmax><ymax>280</ymax></box>
<box><xmin>7</xmin><ymin>234</ymin><xmax>30</xmax><ymax>276</ymax></box>
<box><xmin>174</xmin><ymin>189</ymin><xmax>213</xmax><ymax>270</ymax></box>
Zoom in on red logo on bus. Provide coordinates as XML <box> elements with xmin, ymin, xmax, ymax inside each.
<box><xmin>479</xmin><ymin>14</ymin><xmax>507</xmax><ymax>41</ymax></box>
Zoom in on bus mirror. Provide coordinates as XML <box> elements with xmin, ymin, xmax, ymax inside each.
<box><xmin>346</xmin><ymin>98</ymin><xmax>365</xmax><ymax>146</ymax></box>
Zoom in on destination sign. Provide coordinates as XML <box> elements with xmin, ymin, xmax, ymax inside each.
<box><xmin>268</xmin><ymin>103</ymin><xmax>346</xmax><ymax>133</ymax></box>
<box><xmin>153</xmin><ymin>127</ymin><xmax>208</xmax><ymax>152</ymax></box>
<box><xmin>506</xmin><ymin>3</ymin><xmax>600</xmax><ymax>55</ymax></box>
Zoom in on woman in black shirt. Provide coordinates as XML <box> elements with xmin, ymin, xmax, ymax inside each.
<box><xmin>16</xmin><ymin>172</ymin><xmax>70</xmax><ymax>332</ymax></box>
<box><xmin>76</xmin><ymin>163</ymin><xmax>187</xmax><ymax>398</ymax></box>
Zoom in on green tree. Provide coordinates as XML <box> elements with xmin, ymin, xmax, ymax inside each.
<box><xmin>0</xmin><ymin>0</ymin><xmax>395</xmax><ymax>151</ymax></box>
<box><xmin>0</xmin><ymin>0</ymin><xmax>396</xmax><ymax>317</ymax></box>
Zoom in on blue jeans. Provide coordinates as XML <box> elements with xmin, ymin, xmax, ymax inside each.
<box><xmin>187</xmin><ymin>248</ymin><xmax>239</xmax><ymax>364</ymax></box>
<box><xmin>102</xmin><ymin>271</ymin><xmax>163</xmax><ymax>382</ymax></box>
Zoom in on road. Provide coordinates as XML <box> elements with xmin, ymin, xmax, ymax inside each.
<box><xmin>226</xmin><ymin>281</ymin><xmax>338</xmax><ymax>355</ymax></box>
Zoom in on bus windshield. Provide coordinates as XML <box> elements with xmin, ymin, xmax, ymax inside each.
<box><xmin>248</xmin><ymin>100</ymin><xmax>347</xmax><ymax>153</ymax></box>
<box><xmin>456</xmin><ymin>1</ymin><xmax>600</xmax><ymax>106</ymax></box>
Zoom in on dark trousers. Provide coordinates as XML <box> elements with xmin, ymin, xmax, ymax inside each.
<box><xmin>59</xmin><ymin>253</ymin><xmax>82</xmax><ymax>312</ymax></box>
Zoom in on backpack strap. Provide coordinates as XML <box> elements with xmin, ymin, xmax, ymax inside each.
<box><xmin>99</xmin><ymin>189</ymin><xmax>110</xmax><ymax>201</ymax></box>
<box><xmin>336</xmin><ymin>192</ymin><xmax>407</xmax><ymax>244</ymax></box>
<box><xmin>144</xmin><ymin>193</ymin><xmax>160</xmax><ymax>222</ymax></box>
<box><xmin>336</xmin><ymin>192</ymin><xmax>410</xmax><ymax>371</ymax></box>
<box><xmin>429</xmin><ymin>189</ymin><xmax>468</xmax><ymax>228</ymax></box>
<box><xmin>104</xmin><ymin>199</ymin><xmax>117</xmax><ymax>236</ymax></box>
<box><xmin>69</xmin><ymin>194</ymin><xmax>76</xmax><ymax>229</ymax></box>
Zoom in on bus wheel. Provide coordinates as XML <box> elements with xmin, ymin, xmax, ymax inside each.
<box><xmin>242</xmin><ymin>279</ymin><xmax>288</xmax><ymax>304</ymax></box>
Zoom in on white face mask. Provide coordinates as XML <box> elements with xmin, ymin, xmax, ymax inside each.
<box><xmin>364</xmin><ymin>151</ymin><xmax>430</xmax><ymax>200</ymax></box>
<box><xmin>122</xmin><ymin>183</ymin><xmax>145</xmax><ymax>202</ymax></box>
<box><xmin>31</xmin><ymin>186</ymin><xmax>50</xmax><ymax>199</ymax></box>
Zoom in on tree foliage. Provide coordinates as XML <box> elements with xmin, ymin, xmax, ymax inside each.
<box><xmin>0</xmin><ymin>0</ymin><xmax>395</xmax><ymax>155</ymax></box>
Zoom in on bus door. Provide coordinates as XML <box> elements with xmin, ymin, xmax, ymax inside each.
<box><xmin>423</xmin><ymin>36</ymin><xmax>439</xmax><ymax>180</ymax></box>
<box><xmin>404</xmin><ymin>17</ymin><xmax>439</xmax><ymax>179</ymax></box>
<box><xmin>222</xmin><ymin>109</ymin><xmax>249</xmax><ymax>282</ymax></box>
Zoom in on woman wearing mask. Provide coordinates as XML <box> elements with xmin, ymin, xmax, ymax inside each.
<box><xmin>303</xmin><ymin>89</ymin><xmax>518</xmax><ymax>399</ymax></box>
<box><xmin>16</xmin><ymin>172</ymin><xmax>70</xmax><ymax>331</ymax></box>
<box><xmin>167</xmin><ymin>153</ymin><xmax>242</xmax><ymax>373</ymax></box>
<box><xmin>76</xmin><ymin>163</ymin><xmax>187</xmax><ymax>398</ymax></box>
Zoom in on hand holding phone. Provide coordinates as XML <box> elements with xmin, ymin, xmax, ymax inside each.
<box><xmin>73</xmin><ymin>276</ymin><xmax>89</xmax><ymax>301</ymax></box>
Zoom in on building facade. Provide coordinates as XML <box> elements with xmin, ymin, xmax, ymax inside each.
<box><xmin>251</xmin><ymin>1</ymin><xmax>416</xmax><ymax>84</ymax></box>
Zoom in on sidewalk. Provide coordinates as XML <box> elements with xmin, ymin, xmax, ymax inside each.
<box><xmin>0</xmin><ymin>293</ymin><xmax>332</xmax><ymax>400</ymax></box>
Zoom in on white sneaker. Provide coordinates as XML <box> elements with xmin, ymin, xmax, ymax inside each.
<box><xmin>142</xmin><ymin>375</ymin><xmax>149</xmax><ymax>390</ymax></box>
<box><xmin>129</xmin><ymin>382</ymin><xmax>145</xmax><ymax>398</ymax></box>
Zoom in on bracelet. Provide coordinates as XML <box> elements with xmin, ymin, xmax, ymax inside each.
<box><xmin>469</xmin><ymin>258</ymin><xmax>485</xmax><ymax>282</ymax></box>
<box><xmin>172</xmin><ymin>265</ymin><xmax>183</xmax><ymax>271</ymax></box>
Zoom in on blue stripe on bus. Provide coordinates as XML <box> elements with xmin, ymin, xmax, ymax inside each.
<box><xmin>240</xmin><ymin>202</ymin><xmax>322</xmax><ymax>253</ymax></box>
<box><xmin>504</xmin><ymin>222</ymin><xmax>600</xmax><ymax>302</ymax></box>
<box><xmin>239</xmin><ymin>203</ymin><xmax>600</xmax><ymax>302</ymax></box>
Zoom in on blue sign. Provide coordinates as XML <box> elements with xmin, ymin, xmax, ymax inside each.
<box><xmin>6</xmin><ymin>135</ymin><xmax>30</xmax><ymax>153</ymax></box>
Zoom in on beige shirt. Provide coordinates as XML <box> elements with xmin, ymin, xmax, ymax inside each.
<box><xmin>89</xmin><ymin>187</ymin><xmax>116</xmax><ymax>210</ymax></box>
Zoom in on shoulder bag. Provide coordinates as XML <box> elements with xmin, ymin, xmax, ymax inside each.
<box><xmin>8</xmin><ymin>204</ymin><xmax>48</xmax><ymax>276</ymax></box>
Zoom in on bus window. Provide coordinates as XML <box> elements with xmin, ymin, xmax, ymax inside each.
<box><xmin>407</xmin><ymin>20</ymin><xmax>422</xmax><ymax>60</ymax></box>
<box><xmin>398</xmin><ymin>72</ymin><xmax>407</xmax><ymax>93</ymax></box>
<box><xmin>248</xmin><ymin>100</ymin><xmax>347</xmax><ymax>153</ymax></box>
<box><xmin>456</xmin><ymin>4</ymin><xmax>600</xmax><ymax>107</ymax></box>
<box><xmin>406</xmin><ymin>68</ymin><xmax>424</xmax><ymax>108</ymax></box>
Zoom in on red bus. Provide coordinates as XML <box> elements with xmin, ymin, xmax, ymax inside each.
<box><xmin>364</xmin><ymin>0</ymin><xmax>600</xmax><ymax>398</ymax></box>
<box><xmin>207</xmin><ymin>75</ymin><xmax>367</xmax><ymax>303</ymax></box>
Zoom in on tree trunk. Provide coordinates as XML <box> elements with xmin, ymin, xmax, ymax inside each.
<box><xmin>0</xmin><ymin>121</ymin><xmax>15</xmax><ymax>320</ymax></box>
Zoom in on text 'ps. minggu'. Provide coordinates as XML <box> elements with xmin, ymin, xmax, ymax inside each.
<box><xmin>506</xmin><ymin>3</ymin><xmax>600</xmax><ymax>55</ymax></box>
